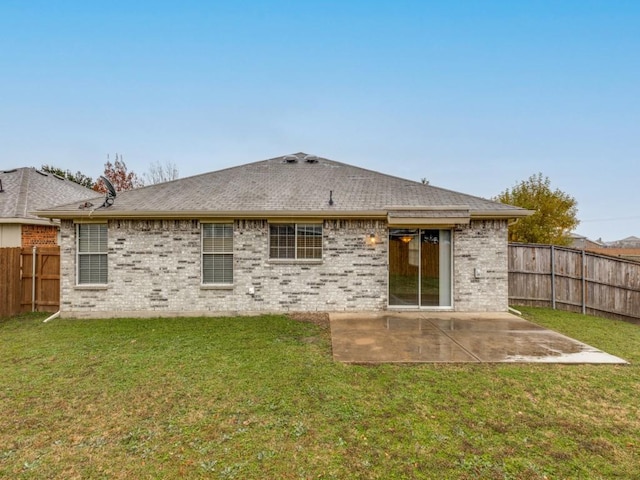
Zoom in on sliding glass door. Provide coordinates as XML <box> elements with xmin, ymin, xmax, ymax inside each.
<box><xmin>388</xmin><ymin>229</ymin><xmax>452</xmax><ymax>308</ymax></box>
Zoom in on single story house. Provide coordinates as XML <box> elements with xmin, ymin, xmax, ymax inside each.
<box><xmin>36</xmin><ymin>153</ymin><xmax>531</xmax><ymax>318</ymax></box>
<box><xmin>0</xmin><ymin>167</ymin><xmax>96</xmax><ymax>247</ymax></box>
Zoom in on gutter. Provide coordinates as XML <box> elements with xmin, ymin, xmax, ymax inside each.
<box><xmin>4</xmin><ymin>217</ymin><xmax>60</xmax><ymax>226</ymax></box>
<box><xmin>471</xmin><ymin>209</ymin><xmax>535</xmax><ymax>219</ymax></box>
<box><xmin>34</xmin><ymin>208</ymin><xmax>534</xmax><ymax>222</ymax></box>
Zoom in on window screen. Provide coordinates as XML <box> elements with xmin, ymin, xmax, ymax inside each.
<box><xmin>202</xmin><ymin>223</ymin><xmax>233</xmax><ymax>284</ymax></box>
<box><xmin>77</xmin><ymin>223</ymin><xmax>108</xmax><ymax>284</ymax></box>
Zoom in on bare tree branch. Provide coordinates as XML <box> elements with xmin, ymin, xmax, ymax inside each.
<box><xmin>143</xmin><ymin>161</ymin><xmax>180</xmax><ymax>185</ymax></box>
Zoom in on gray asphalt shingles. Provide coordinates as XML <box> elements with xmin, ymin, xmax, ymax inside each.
<box><xmin>38</xmin><ymin>153</ymin><xmax>528</xmax><ymax>216</ymax></box>
<box><xmin>0</xmin><ymin>167</ymin><xmax>96</xmax><ymax>220</ymax></box>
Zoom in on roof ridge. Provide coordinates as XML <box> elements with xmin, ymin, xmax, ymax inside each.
<box><xmin>129</xmin><ymin>153</ymin><xmax>317</xmax><ymax>189</ymax></box>
<box><xmin>16</xmin><ymin>167</ymin><xmax>30</xmax><ymax>217</ymax></box>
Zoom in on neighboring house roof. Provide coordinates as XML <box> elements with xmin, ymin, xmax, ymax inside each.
<box><xmin>588</xmin><ymin>248</ymin><xmax>640</xmax><ymax>261</ymax></box>
<box><xmin>569</xmin><ymin>233</ymin><xmax>605</xmax><ymax>250</ymax></box>
<box><xmin>36</xmin><ymin>153</ymin><xmax>532</xmax><ymax>221</ymax></box>
<box><xmin>0</xmin><ymin>167</ymin><xmax>97</xmax><ymax>225</ymax></box>
<box><xmin>606</xmin><ymin>236</ymin><xmax>640</xmax><ymax>248</ymax></box>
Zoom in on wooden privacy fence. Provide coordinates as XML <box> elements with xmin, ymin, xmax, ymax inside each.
<box><xmin>0</xmin><ymin>246</ymin><xmax>60</xmax><ymax>317</ymax></box>
<box><xmin>509</xmin><ymin>243</ymin><xmax>640</xmax><ymax>322</ymax></box>
<box><xmin>3</xmin><ymin>243</ymin><xmax>639</xmax><ymax>320</ymax></box>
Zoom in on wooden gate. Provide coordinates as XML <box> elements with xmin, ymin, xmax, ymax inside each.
<box><xmin>0</xmin><ymin>246</ymin><xmax>60</xmax><ymax>317</ymax></box>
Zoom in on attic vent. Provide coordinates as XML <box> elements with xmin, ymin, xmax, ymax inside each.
<box><xmin>36</xmin><ymin>169</ymin><xmax>48</xmax><ymax>177</ymax></box>
<box><xmin>53</xmin><ymin>174</ymin><xmax>65</xmax><ymax>180</ymax></box>
<box><xmin>283</xmin><ymin>155</ymin><xmax>298</xmax><ymax>164</ymax></box>
<box><xmin>304</xmin><ymin>154</ymin><xmax>319</xmax><ymax>164</ymax></box>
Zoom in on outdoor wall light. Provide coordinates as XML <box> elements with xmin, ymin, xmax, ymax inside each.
<box><xmin>366</xmin><ymin>233</ymin><xmax>378</xmax><ymax>245</ymax></box>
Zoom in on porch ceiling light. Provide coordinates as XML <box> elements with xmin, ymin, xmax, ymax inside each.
<box><xmin>400</xmin><ymin>235</ymin><xmax>413</xmax><ymax>244</ymax></box>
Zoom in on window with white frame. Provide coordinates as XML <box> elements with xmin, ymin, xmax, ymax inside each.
<box><xmin>77</xmin><ymin>223</ymin><xmax>108</xmax><ymax>284</ymax></box>
<box><xmin>202</xmin><ymin>223</ymin><xmax>233</xmax><ymax>284</ymax></box>
<box><xmin>269</xmin><ymin>223</ymin><xmax>322</xmax><ymax>260</ymax></box>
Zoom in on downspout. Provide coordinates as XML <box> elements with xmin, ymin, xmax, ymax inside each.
<box><xmin>507</xmin><ymin>218</ymin><xmax>520</xmax><ymax>316</ymax></box>
<box><xmin>43</xmin><ymin>311</ymin><xmax>60</xmax><ymax>323</ymax></box>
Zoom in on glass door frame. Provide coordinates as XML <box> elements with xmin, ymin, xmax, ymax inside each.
<box><xmin>387</xmin><ymin>228</ymin><xmax>454</xmax><ymax>310</ymax></box>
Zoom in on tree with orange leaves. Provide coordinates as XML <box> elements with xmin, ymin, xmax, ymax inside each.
<box><xmin>94</xmin><ymin>154</ymin><xmax>143</xmax><ymax>193</ymax></box>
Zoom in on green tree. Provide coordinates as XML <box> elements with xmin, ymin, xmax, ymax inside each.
<box><xmin>495</xmin><ymin>173</ymin><xmax>579</xmax><ymax>245</ymax></box>
<box><xmin>41</xmin><ymin>165</ymin><xmax>94</xmax><ymax>189</ymax></box>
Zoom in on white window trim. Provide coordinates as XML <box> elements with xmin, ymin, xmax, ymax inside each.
<box><xmin>76</xmin><ymin>223</ymin><xmax>108</xmax><ymax>286</ymax></box>
<box><xmin>201</xmin><ymin>222</ymin><xmax>234</xmax><ymax>286</ymax></box>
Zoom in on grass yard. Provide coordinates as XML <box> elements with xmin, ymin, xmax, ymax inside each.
<box><xmin>1</xmin><ymin>308</ymin><xmax>638</xmax><ymax>479</ymax></box>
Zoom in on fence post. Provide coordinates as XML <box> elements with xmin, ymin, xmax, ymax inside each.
<box><xmin>582</xmin><ymin>249</ymin><xmax>586</xmax><ymax>315</ymax></box>
<box><xmin>32</xmin><ymin>246</ymin><xmax>37</xmax><ymax>312</ymax></box>
<box><xmin>550</xmin><ymin>245</ymin><xmax>556</xmax><ymax>310</ymax></box>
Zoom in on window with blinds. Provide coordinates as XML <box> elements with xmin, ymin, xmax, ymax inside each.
<box><xmin>269</xmin><ymin>223</ymin><xmax>322</xmax><ymax>260</ymax></box>
<box><xmin>202</xmin><ymin>223</ymin><xmax>233</xmax><ymax>284</ymax></box>
<box><xmin>77</xmin><ymin>223</ymin><xmax>108</xmax><ymax>284</ymax></box>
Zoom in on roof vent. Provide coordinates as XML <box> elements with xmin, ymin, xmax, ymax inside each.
<box><xmin>36</xmin><ymin>169</ymin><xmax>49</xmax><ymax>177</ymax></box>
<box><xmin>304</xmin><ymin>154</ymin><xmax>319</xmax><ymax>164</ymax></box>
<box><xmin>283</xmin><ymin>155</ymin><xmax>298</xmax><ymax>164</ymax></box>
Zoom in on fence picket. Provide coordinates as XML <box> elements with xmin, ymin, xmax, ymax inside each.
<box><xmin>509</xmin><ymin>243</ymin><xmax>640</xmax><ymax>322</ymax></box>
<box><xmin>0</xmin><ymin>246</ymin><xmax>60</xmax><ymax>317</ymax></box>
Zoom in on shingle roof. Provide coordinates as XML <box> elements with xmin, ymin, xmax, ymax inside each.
<box><xmin>36</xmin><ymin>153</ymin><xmax>530</xmax><ymax>219</ymax></box>
<box><xmin>0</xmin><ymin>167</ymin><xmax>96</xmax><ymax>223</ymax></box>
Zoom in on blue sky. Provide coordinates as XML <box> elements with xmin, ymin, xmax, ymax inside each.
<box><xmin>1</xmin><ymin>0</ymin><xmax>638</xmax><ymax>241</ymax></box>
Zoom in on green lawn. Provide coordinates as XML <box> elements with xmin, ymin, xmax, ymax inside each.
<box><xmin>1</xmin><ymin>308</ymin><xmax>638</xmax><ymax>479</ymax></box>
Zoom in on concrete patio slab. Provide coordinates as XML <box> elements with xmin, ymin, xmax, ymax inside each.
<box><xmin>329</xmin><ymin>312</ymin><xmax>628</xmax><ymax>364</ymax></box>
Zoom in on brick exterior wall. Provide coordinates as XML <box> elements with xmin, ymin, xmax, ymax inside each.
<box><xmin>453</xmin><ymin>219</ymin><xmax>510</xmax><ymax>311</ymax></box>
<box><xmin>21</xmin><ymin>224</ymin><xmax>59</xmax><ymax>247</ymax></box>
<box><xmin>59</xmin><ymin>218</ymin><xmax>509</xmax><ymax>318</ymax></box>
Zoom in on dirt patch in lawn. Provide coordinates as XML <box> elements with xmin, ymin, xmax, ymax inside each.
<box><xmin>287</xmin><ymin>312</ymin><xmax>330</xmax><ymax>328</ymax></box>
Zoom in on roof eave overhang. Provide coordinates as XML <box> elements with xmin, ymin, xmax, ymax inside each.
<box><xmin>1</xmin><ymin>217</ymin><xmax>60</xmax><ymax>226</ymax></box>
<box><xmin>387</xmin><ymin>206</ymin><xmax>470</xmax><ymax>227</ymax></box>
<box><xmin>35</xmin><ymin>209</ymin><xmax>391</xmax><ymax>221</ymax></box>
<box><xmin>470</xmin><ymin>209</ymin><xmax>535</xmax><ymax>219</ymax></box>
<box><xmin>35</xmin><ymin>208</ymin><xmax>534</xmax><ymax>221</ymax></box>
